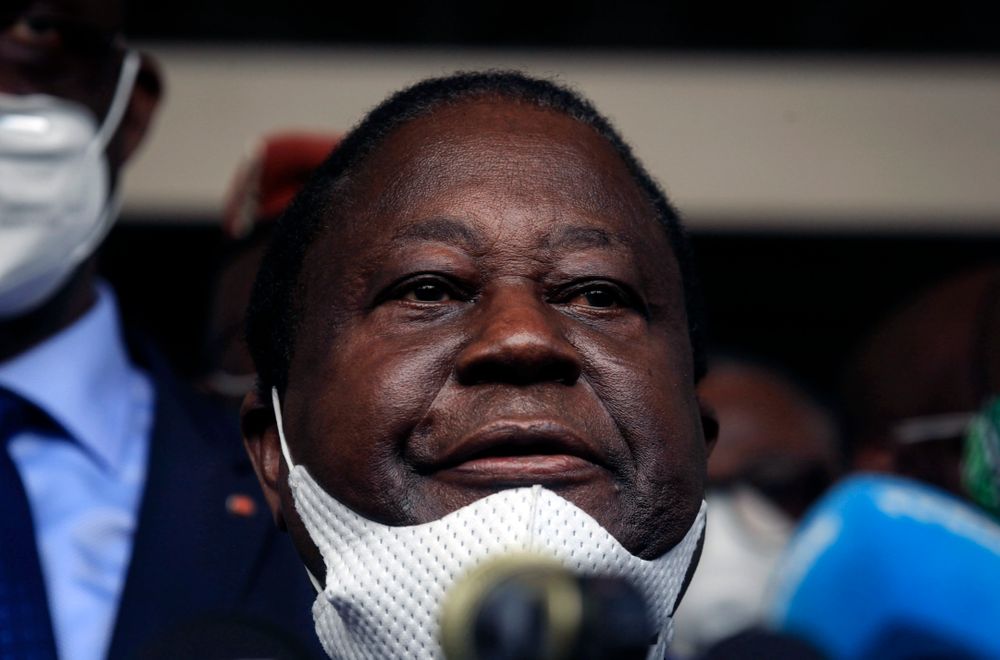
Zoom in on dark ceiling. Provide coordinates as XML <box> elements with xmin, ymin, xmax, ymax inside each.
<box><xmin>125</xmin><ymin>0</ymin><xmax>999</xmax><ymax>53</ymax></box>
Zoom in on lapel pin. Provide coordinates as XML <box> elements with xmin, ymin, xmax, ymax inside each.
<box><xmin>226</xmin><ymin>493</ymin><xmax>258</xmax><ymax>517</ymax></box>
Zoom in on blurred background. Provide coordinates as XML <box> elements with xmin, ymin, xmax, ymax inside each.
<box><xmin>105</xmin><ymin>0</ymin><xmax>1000</xmax><ymax>397</ymax></box>
<box><xmin>87</xmin><ymin>5</ymin><xmax>1000</xmax><ymax>657</ymax></box>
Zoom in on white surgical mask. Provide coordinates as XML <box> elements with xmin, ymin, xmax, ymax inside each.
<box><xmin>271</xmin><ymin>387</ymin><xmax>707</xmax><ymax>660</ymax></box>
<box><xmin>0</xmin><ymin>51</ymin><xmax>140</xmax><ymax>318</ymax></box>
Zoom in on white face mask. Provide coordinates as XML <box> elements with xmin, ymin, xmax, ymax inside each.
<box><xmin>0</xmin><ymin>51</ymin><xmax>140</xmax><ymax>318</ymax></box>
<box><xmin>271</xmin><ymin>388</ymin><xmax>707</xmax><ymax>660</ymax></box>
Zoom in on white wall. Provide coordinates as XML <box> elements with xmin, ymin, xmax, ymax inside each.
<box><xmin>124</xmin><ymin>46</ymin><xmax>1000</xmax><ymax>233</ymax></box>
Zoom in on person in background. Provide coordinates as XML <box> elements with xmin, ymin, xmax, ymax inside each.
<box><xmin>672</xmin><ymin>358</ymin><xmax>842</xmax><ymax>656</ymax></box>
<box><xmin>201</xmin><ymin>132</ymin><xmax>340</xmax><ymax>408</ymax></box>
<box><xmin>842</xmin><ymin>265</ymin><xmax>1000</xmax><ymax>512</ymax></box>
<box><xmin>0</xmin><ymin>3</ymin><xmax>320</xmax><ymax>658</ymax></box>
<box><xmin>759</xmin><ymin>267</ymin><xmax>1000</xmax><ymax>659</ymax></box>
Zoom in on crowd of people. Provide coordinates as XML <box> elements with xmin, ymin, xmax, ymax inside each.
<box><xmin>2</xmin><ymin>1</ymin><xmax>998</xmax><ymax>659</ymax></box>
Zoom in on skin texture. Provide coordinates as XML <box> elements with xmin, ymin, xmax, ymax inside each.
<box><xmin>243</xmin><ymin>98</ymin><xmax>717</xmax><ymax>581</ymax></box>
<box><xmin>0</xmin><ymin>0</ymin><xmax>161</xmax><ymax>360</ymax></box>
<box><xmin>699</xmin><ymin>360</ymin><xmax>841</xmax><ymax>519</ymax></box>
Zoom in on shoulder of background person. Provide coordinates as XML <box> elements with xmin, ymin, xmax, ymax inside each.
<box><xmin>108</xmin><ymin>327</ymin><xmax>324</xmax><ymax>659</ymax></box>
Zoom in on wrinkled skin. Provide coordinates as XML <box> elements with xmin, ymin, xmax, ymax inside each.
<box><xmin>0</xmin><ymin>0</ymin><xmax>161</xmax><ymax>359</ymax></box>
<box><xmin>243</xmin><ymin>99</ymin><xmax>717</xmax><ymax>581</ymax></box>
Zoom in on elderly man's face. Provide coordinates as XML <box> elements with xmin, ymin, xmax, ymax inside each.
<box><xmin>258</xmin><ymin>98</ymin><xmax>713</xmax><ymax>570</ymax></box>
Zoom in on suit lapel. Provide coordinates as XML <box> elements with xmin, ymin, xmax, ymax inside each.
<box><xmin>106</xmin><ymin>348</ymin><xmax>276</xmax><ymax>659</ymax></box>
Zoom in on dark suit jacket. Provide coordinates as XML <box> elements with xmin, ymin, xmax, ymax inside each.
<box><xmin>104</xmin><ymin>339</ymin><xmax>323</xmax><ymax>659</ymax></box>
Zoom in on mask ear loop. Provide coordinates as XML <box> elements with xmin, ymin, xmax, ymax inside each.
<box><xmin>95</xmin><ymin>50</ymin><xmax>141</xmax><ymax>149</ymax></box>
<box><xmin>271</xmin><ymin>386</ymin><xmax>324</xmax><ymax>594</ymax></box>
<box><xmin>271</xmin><ymin>386</ymin><xmax>295</xmax><ymax>469</ymax></box>
<box><xmin>67</xmin><ymin>50</ymin><xmax>142</xmax><ymax>267</ymax></box>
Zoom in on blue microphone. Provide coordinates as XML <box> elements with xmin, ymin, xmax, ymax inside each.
<box><xmin>767</xmin><ymin>475</ymin><xmax>1000</xmax><ymax>659</ymax></box>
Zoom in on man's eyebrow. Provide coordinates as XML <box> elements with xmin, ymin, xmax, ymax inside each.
<box><xmin>543</xmin><ymin>226</ymin><xmax>628</xmax><ymax>251</ymax></box>
<box><xmin>391</xmin><ymin>218</ymin><xmax>481</xmax><ymax>248</ymax></box>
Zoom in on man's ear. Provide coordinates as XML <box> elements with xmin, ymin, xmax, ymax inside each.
<box><xmin>241</xmin><ymin>388</ymin><xmax>288</xmax><ymax>530</ymax></box>
<box><xmin>698</xmin><ymin>394</ymin><xmax>720</xmax><ymax>460</ymax></box>
<box><xmin>111</xmin><ymin>51</ymin><xmax>163</xmax><ymax>168</ymax></box>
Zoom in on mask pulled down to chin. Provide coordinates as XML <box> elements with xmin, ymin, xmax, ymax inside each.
<box><xmin>271</xmin><ymin>388</ymin><xmax>707</xmax><ymax>660</ymax></box>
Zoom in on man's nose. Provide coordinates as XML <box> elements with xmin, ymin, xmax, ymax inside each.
<box><xmin>455</xmin><ymin>285</ymin><xmax>582</xmax><ymax>387</ymax></box>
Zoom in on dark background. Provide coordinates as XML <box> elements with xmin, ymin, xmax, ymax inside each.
<box><xmin>125</xmin><ymin>0</ymin><xmax>999</xmax><ymax>53</ymax></box>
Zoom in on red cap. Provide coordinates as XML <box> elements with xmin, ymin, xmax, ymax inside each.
<box><xmin>223</xmin><ymin>131</ymin><xmax>341</xmax><ymax>239</ymax></box>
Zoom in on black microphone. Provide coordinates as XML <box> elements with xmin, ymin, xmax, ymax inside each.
<box><xmin>440</xmin><ymin>554</ymin><xmax>653</xmax><ymax>660</ymax></box>
<box><xmin>138</xmin><ymin>614</ymin><xmax>316</xmax><ymax>659</ymax></box>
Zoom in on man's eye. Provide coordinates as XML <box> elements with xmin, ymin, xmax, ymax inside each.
<box><xmin>569</xmin><ymin>286</ymin><xmax>625</xmax><ymax>309</ymax></box>
<box><xmin>402</xmin><ymin>282</ymin><xmax>452</xmax><ymax>303</ymax></box>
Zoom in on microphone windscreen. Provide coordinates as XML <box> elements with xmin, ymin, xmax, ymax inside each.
<box><xmin>440</xmin><ymin>553</ymin><xmax>653</xmax><ymax>660</ymax></box>
<box><xmin>767</xmin><ymin>475</ymin><xmax>1000</xmax><ymax>659</ymax></box>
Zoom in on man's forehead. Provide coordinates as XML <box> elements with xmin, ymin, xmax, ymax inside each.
<box><xmin>387</xmin><ymin>217</ymin><xmax>633</xmax><ymax>254</ymax></box>
<box><xmin>346</xmin><ymin>98</ymin><xmax>657</xmax><ymax>236</ymax></box>
<box><xmin>381</xmin><ymin>98</ymin><xmax>615</xmax><ymax>167</ymax></box>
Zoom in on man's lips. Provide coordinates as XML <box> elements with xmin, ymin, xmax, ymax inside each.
<box><xmin>420</xmin><ymin>421</ymin><xmax>609</xmax><ymax>486</ymax></box>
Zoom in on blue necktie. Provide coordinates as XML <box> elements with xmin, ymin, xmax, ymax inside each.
<box><xmin>0</xmin><ymin>387</ymin><xmax>59</xmax><ymax>660</ymax></box>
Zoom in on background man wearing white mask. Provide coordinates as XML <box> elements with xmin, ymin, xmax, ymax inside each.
<box><xmin>672</xmin><ymin>358</ymin><xmax>842</xmax><ymax>656</ymax></box>
<box><xmin>241</xmin><ymin>72</ymin><xmax>719</xmax><ymax>659</ymax></box>
<box><xmin>0</xmin><ymin>2</ymin><xmax>319</xmax><ymax>658</ymax></box>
